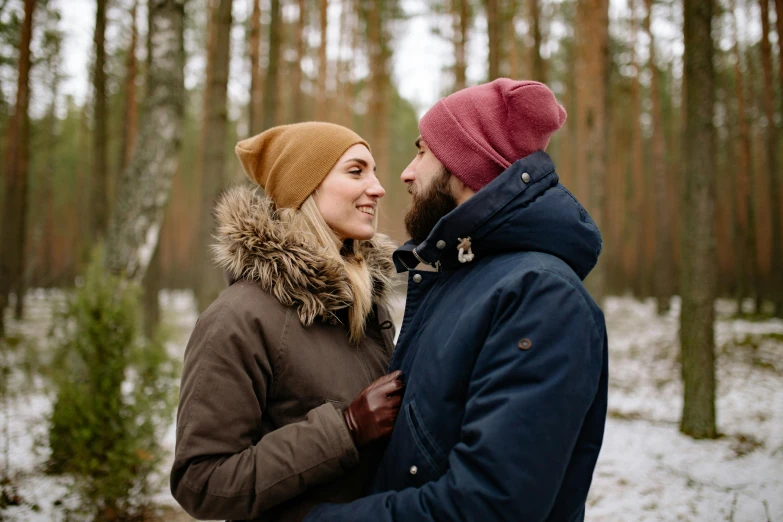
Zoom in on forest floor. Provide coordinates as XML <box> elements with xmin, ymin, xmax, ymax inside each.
<box><xmin>1</xmin><ymin>291</ymin><xmax>781</xmax><ymax>521</ymax></box>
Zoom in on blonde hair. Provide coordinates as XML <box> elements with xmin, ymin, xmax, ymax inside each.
<box><xmin>277</xmin><ymin>196</ymin><xmax>374</xmax><ymax>344</ymax></box>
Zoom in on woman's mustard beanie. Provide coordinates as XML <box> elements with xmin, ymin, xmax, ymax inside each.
<box><xmin>235</xmin><ymin>121</ymin><xmax>370</xmax><ymax>209</ymax></box>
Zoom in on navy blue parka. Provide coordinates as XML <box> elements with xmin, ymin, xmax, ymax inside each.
<box><xmin>306</xmin><ymin>151</ymin><xmax>608</xmax><ymax>522</ymax></box>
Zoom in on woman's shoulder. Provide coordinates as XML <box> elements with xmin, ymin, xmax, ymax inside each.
<box><xmin>199</xmin><ymin>280</ymin><xmax>289</xmax><ymax>327</ymax></box>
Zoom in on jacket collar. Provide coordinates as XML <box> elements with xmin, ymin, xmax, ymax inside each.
<box><xmin>393</xmin><ymin>150</ymin><xmax>602</xmax><ymax>280</ymax></box>
<box><xmin>212</xmin><ymin>185</ymin><xmax>397</xmax><ymax>326</ymax></box>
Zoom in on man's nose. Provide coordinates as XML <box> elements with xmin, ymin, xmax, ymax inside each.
<box><xmin>401</xmin><ymin>162</ymin><xmax>416</xmax><ymax>184</ymax></box>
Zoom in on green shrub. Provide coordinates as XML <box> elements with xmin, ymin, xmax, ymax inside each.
<box><xmin>46</xmin><ymin>251</ymin><xmax>178</xmax><ymax>521</ymax></box>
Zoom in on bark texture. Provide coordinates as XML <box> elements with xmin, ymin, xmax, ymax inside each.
<box><xmin>195</xmin><ymin>0</ymin><xmax>233</xmax><ymax>312</ymax></box>
<box><xmin>645</xmin><ymin>0</ymin><xmax>674</xmax><ymax>313</ymax></box>
<box><xmin>91</xmin><ymin>0</ymin><xmax>109</xmax><ymax>241</ymax></box>
<box><xmin>0</xmin><ymin>0</ymin><xmax>36</xmax><ymax>336</ymax></box>
<box><xmin>574</xmin><ymin>0</ymin><xmax>610</xmax><ymax>302</ymax></box>
<box><xmin>680</xmin><ymin>0</ymin><xmax>717</xmax><ymax>439</ymax></box>
<box><xmin>104</xmin><ymin>0</ymin><xmax>187</xmax><ymax>282</ymax></box>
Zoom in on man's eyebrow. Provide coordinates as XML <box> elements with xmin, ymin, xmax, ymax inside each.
<box><xmin>414</xmin><ymin>136</ymin><xmax>422</xmax><ymax>149</ymax></box>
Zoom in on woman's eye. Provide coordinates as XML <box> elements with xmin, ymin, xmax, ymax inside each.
<box><xmin>349</xmin><ymin>169</ymin><xmax>362</xmax><ymax>175</ymax></box>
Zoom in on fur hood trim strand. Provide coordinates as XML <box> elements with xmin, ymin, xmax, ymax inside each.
<box><xmin>210</xmin><ymin>185</ymin><xmax>397</xmax><ymax>327</ymax></box>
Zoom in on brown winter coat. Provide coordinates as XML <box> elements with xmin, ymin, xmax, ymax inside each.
<box><xmin>170</xmin><ymin>186</ymin><xmax>397</xmax><ymax>522</ymax></box>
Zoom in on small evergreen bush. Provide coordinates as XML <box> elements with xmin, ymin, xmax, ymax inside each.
<box><xmin>46</xmin><ymin>251</ymin><xmax>178</xmax><ymax>521</ymax></box>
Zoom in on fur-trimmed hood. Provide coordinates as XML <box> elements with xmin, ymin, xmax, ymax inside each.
<box><xmin>211</xmin><ymin>185</ymin><xmax>397</xmax><ymax>327</ymax></box>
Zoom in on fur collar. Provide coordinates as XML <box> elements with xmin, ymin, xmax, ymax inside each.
<box><xmin>211</xmin><ymin>185</ymin><xmax>397</xmax><ymax>327</ymax></box>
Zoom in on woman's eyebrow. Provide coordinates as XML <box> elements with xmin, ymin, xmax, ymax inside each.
<box><xmin>345</xmin><ymin>158</ymin><xmax>376</xmax><ymax>171</ymax></box>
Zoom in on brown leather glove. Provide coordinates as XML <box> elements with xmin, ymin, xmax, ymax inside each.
<box><xmin>343</xmin><ymin>370</ymin><xmax>404</xmax><ymax>447</ymax></box>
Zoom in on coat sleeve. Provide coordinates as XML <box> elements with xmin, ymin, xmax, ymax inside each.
<box><xmin>170</xmin><ymin>292</ymin><xmax>360</xmax><ymax>521</ymax></box>
<box><xmin>305</xmin><ymin>270</ymin><xmax>606</xmax><ymax>522</ymax></box>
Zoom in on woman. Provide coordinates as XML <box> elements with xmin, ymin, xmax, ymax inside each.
<box><xmin>170</xmin><ymin>122</ymin><xmax>402</xmax><ymax>522</ymax></box>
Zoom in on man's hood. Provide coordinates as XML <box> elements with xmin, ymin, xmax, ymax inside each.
<box><xmin>394</xmin><ymin>151</ymin><xmax>602</xmax><ymax>280</ymax></box>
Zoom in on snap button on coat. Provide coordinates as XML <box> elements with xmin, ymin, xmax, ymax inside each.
<box><xmin>409</xmin><ymin>465</ymin><xmax>418</xmax><ymax>475</ymax></box>
<box><xmin>521</xmin><ymin>172</ymin><xmax>531</xmax><ymax>183</ymax></box>
<box><xmin>413</xmin><ymin>274</ymin><xmax>423</xmax><ymax>283</ymax></box>
<box><xmin>436</xmin><ymin>240</ymin><xmax>446</xmax><ymax>249</ymax></box>
<box><xmin>518</xmin><ymin>338</ymin><xmax>533</xmax><ymax>350</ymax></box>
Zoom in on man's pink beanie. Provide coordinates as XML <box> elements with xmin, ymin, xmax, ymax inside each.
<box><xmin>419</xmin><ymin>78</ymin><xmax>567</xmax><ymax>192</ymax></box>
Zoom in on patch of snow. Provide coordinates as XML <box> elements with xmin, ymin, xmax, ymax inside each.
<box><xmin>2</xmin><ymin>292</ymin><xmax>782</xmax><ymax>521</ymax></box>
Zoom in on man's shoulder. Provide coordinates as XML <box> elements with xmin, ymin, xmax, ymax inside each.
<box><xmin>482</xmin><ymin>251</ymin><xmax>603</xmax><ymax>316</ymax></box>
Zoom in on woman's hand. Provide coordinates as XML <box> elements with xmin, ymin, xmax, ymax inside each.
<box><xmin>343</xmin><ymin>370</ymin><xmax>404</xmax><ymax>447</ymax></box>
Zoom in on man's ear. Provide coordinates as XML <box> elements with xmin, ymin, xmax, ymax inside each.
<box><xmin>449</xmin><ymin>175</ymin><xmax>476</xmax><ymax>205</ymax></box>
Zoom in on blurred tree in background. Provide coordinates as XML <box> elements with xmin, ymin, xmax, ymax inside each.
<box><xmin>0</xmin><ymin>0</ymin><xmax>781</xmax><ymax>441</ymax></box>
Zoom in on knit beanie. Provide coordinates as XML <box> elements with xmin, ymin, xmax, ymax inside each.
<box><xmin>419</xmin><ymin>78</ymin><xmax>567</xmax><ymax>192</ymax></box>
<box><xmin>235</xmin><ymin>122</ymin><xmax>370</xmax><ymax>209</ymax></box>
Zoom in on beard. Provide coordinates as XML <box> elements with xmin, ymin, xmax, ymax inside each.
<box><xmin>404</xmin><ymin>167</ymin><xmax>458</xmax><ymax>243</ymax></box>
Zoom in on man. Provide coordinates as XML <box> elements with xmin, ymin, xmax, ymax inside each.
<box><xmin>307</xmin><ymin>78</ymin><xmax>608</xmax><ymax>522</ymax></box>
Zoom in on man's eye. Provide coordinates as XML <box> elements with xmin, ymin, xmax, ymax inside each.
<box><xmin>417</xmin><ymin>150</ymin><xmax>424</xmax><ymax>156</ymax></box>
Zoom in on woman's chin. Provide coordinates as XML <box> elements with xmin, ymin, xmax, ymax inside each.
<box><xmin>344</xmin><ymin>228</ymin><xmax>375</xmax><ymax>241</ymax></box>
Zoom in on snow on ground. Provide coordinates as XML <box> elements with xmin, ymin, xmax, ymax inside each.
<box><xmin>1</xmin><ymin>291</ymin><xmax>781</xmax><ymax>521</ymax></box>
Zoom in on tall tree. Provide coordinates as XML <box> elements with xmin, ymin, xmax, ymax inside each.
<box><xmin>0</xmin><ymin>0</ymin><xmax>36</xmax><ymax>336</ymax></box>
<box><xmin>316</xmin><ymin>0</ymin><xmax>329</xmax><ymax>120</ymax></box>
<box><xmin>91</xmin><ymin>0</ymin><xmax>109</xmax><ymax>242</ymax></box>
<box><xmin>195</xmin><ymin>0</ymin><xmax>233</xmax><ymax>313</ymax></box>
<box><xmin>263</xmin><ymin>0</ymin><xmax>282</xmax><ymax>130</ymax></box>
<box><xmin>451</xmin><ymin>0</ymin><xmax>469</xmax><ymax>91</ymax></box>
<box><xmin>574</xmin><ymin>0</ymin><xmax>610</xmax><ymax>301</ymax></box>
<box><xmin>485</xmin><ymin>0</ymin><xmax>500</xmax><ymax>80</ymax></box>
<box><xmin>730</xmin><ymin>0</ymin><xmax>758</xmax><ymax>314</ymax></box>
<box><xmin>759</xmin><ymin>0</ymin><xmax>782</xmax><ymax>315</ymax></box>
<box><xmin>104</xmin><ymin>0</ymin><xmax>187</xmax><ymax>282</ymax></box>
<box><xmin>774</xmin><ymin>0</ymin><xmax>783</xmax><ymax>116</ymax></box>
<box><xmin>364</xmin><ymin>0</ymin><xmax>392</xmax><ymax>179</ymax></box>
<box><xmin>290</xmin><ymin>0</ymin><xmax>306</xmax><ymax>122</ymax></box>
<box><xmin>629</xmin><ymin>0</ymin><xmax>645</xmax><ymax>295</ymax></box>
<box><xmin>118</xmin><ymin>1</ymin><xmax>140</xmax><ymax>177</ymax></box>
<box><xmin>529</xmin><ymin>0</ymin><xmax>545</xmax><ymax>82</ymax></box>
<box><xmin>248</xmin><ymin>0</ymin><xmax>263</xmax><ymax>134</ymax></box>
<box><xmin>680</xmin><ymin>0</ymin><xmax>717</xmax><ymax>439</ymax></box>
<box><xmin>645</xmin><ymin>0</ymin><xmax>674</xmax><ymax>313</ymax></box>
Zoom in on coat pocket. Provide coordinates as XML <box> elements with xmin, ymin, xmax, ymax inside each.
<box><xmin>406</xmin><ymin>400</ymin><xmax>447</xmax><ymax>476</ymax></box>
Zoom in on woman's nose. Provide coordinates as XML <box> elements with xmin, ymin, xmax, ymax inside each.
<box><xmin>367</xmin><ymin>175</ymin><xmax>386</xmax><ymax>198</ymax></box>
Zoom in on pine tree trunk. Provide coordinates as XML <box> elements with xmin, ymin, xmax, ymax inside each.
<box><xmin>248</xmin><ymin>0</ymin><xmax>263</xmax><ymax>134</ymax></box>
<box><xmin>142</xmin><ymin>224</ymin><xmax>162</xmax><ymax>338</ymax></box>
<box><xmin>316</xmin><ymin>0</ymin><xmax>329</xmax><ymax>120</ymax></box>
<box><xmin>680</xmin><ymin>0</ymin><xmax>717</xmax><ymax>439</ymax></box>
<box><xmin>0</xmin><ymin>0</ymin><xmax>36</xmax><ymax>336</ymax></box>
<box><xmin>530</xmin><ymin>0</ymin><xmax>545</xmax><ymax>82</ymax></box>
<box><xmin>774</xmin><ymin>0</ymin><xmax>783</xmax><ymax>117</ymax></box>
<box><xmin>288</xmin><ymin>0</ymin><xmax>305</xmax><ymax>123</ymax></box>
<box><xmin>365</xmin><ymin>0</ymin><xmax>390</xmax><ymax>174</ymax></box>
<box><xmin>118</xmin><ymin>1</ymin><xmax>140</xmax><ymax>178</ymax></box>
<box><xmin>263</xmin><ymin>0</ymin><xmax>282</xmax><ymax>130</ymax></box>
<box><xmin>104</xmin><ymin>0</ymin><xmax>187</xmax><ymax>282</ymax></box>
<box><xmin>195</xmin><ymin>0</ymin><xmax>233</xmax><ymax>313</ymax></box>
<box><xmin>630</xmin><ymin>0</ymin><xmax>645</xmax><ymax>296</ymax></box>
<box><xmin>91</xmin><ymin>0</ymin><xmax>109</xmax><ymax>242</ymax></box>
<box><xmin>645</xmin><ymin>0</ymin><xmax>673</xmax><ymax>313</ymax></box>
<box><xmin>452</xmin><ymin>0</ymin><xmax>468</xmax><ymax>91</ymax></box>
<box><xmin>730</xmin><ymin>0</ymin><xmax>758</xmax><ymax>315</ymax></box>
<box><xmin>574</xmin><ymin>0</ymin><xmax>610</xmax><ymax>302</ymax></box>
<box><xmin>760</xmin><ymin>0</ymin><xmax>782</xmax><ymax>315</ymax></box>
<box><xmin>486</xmin><ymin>0</ymin><xmax>500</xmax><ymax>80</ymax></box>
